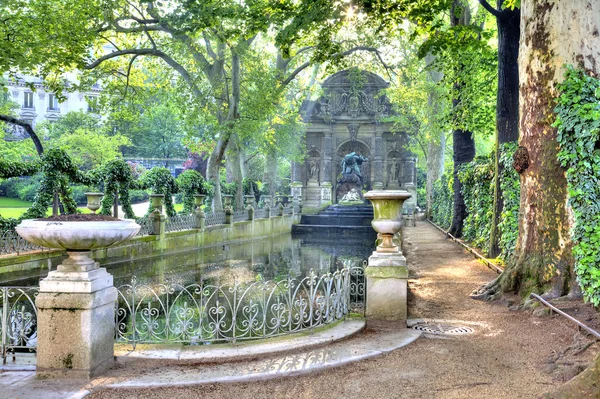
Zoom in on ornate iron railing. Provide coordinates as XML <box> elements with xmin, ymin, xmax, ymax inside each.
<box><xmin>205</xmin><ymin>211</ymin><xmax>226</xmax><ymax>226</ymax></box>
<box><xmin>115</xmin><ymin>267</ymin><xmax>353</xmax><ymax>347</ymax></box>
<box><xmin>135</xmin><ymin>216</ymin><xmax>153</xmax><ymax>236</ymax></box>
<box><xmin>1</xmin><ymin>287</ymin><xmax>39</xmax><ymax>364</ymax></box>
<box><xmin>283</xmin><ymin>206</ymin><xmax>294</xmax><ymax>215</ymax></box>
<box><xmin>233</xmin><ymin>210</ymin><xmax>249</xmax><ymax>222</ymax></box>
<box><xmin>349</xmin><ymin>262</ymin><xmax>366</xmax><ymax>314</ymax></box>
<box><xmin>0</xmin><ymin>230</ymin><xmax>49</xmax><ymax>256</ymax></box>
<box><xmin>165</xmin><ymin>214</ymin><xmax>195</xmax><ymax>232</ymax></box>
<box><xmin>254</xmin><ymin>208</ymin><xmax>268</xmax><ymax>219</ymax></box>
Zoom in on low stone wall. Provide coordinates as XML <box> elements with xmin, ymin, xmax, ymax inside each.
<box><xmin>0</xmin><ymin>214</ymin><xmax>300</xmax><ymax>277</ymax></box>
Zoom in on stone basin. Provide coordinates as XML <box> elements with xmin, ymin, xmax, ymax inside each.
<box><xmin>15</xmin><ymin>219</ymin><xmax>140</xmax><ymax>250</ymax></box>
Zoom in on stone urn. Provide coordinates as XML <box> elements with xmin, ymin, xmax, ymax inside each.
<box><xmin>15</xmin><ymin>218</ymin><xmax>140</xmax><ymax>377</ymax></box>
<box><xmin>223</xmin><ymin>194</ymin><xmax>233</xmax><ymax>210</ymax></box>
<box><xmin>194</xmin><ymin>194</ymin><xmax>206</xmax><ymax>209</ymax></box>
<box><xmin>363</xmin><ymin>189</ymin><xmax>412</xmax><ymax>324</ymax></box>
<box><xmin>84</xmin><ymin>192</ymin><xmax>103</xmax><ymax>213</ymax></box>
<box><xmin>149</xmin><ymin>194</ymin><xmax>165</xmax><ymax>213</ymax></box>
<box><xmin>364</xmin><ymin>189</ymin><xmax>412</xmax><ymax>254</ymax></box>
<box><xmin>244</xmin><ymin>195</ymin><xmax>255</xmax><ymax>208</ymax></box>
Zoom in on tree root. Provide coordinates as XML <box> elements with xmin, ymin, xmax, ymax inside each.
<box><xmin>469</xmin><ymin>275</ymin><xmax>503</xmax><ymax>301</ymax></box>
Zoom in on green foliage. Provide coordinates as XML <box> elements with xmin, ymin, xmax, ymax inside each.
<box><xmin>555</xmin><ymin>66</ymin><xmax>600</xmax><ymax>306</ymax></box>
<box><xmin>139</xmin><ymin>168</ymin><xmax>178</xmax><ymax>217</ymax></box>
<box><xmin>97</xmin><ymin>159</ymin><xmax>137</xmax><ymax>219</ymax></box>
<box><xmin>176</xmin><ymin>170</ymin><xmax>208</xmax><ymax>213</ymax></box>
<box><xmin>416</xmin><ymin>167</ymin><xmax>426</xmax><ymax>210</ymax></box>
<box><xmin>431</xmin><ymin>173</ymin><xmax>453</xmax><ymax>229</ymax></box>
<box><xmin>458</xmin><ymin>154</ymin><xmax>494</xmax><ymax>249</ymax></box>
<box><xmin>497</xmin><ymin>142</ymin><xmax>520</xmax><ymax>259</ymax></box>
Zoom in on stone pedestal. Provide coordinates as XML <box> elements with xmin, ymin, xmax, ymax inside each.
<box><xmin>320</xmin><ymin>182</ymin><xmax>332</xmax><ymax>206</ymax></box>
<box><xmin>365</xmin><ymin>251</ymin><xmax>408</xmax><ymax>324</ymax></box>
<box><xmin>35</xmin><ymin>262</ymin><xmax>117</xmax><ymax>378</ymax></box>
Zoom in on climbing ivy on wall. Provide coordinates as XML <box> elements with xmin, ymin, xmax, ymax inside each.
<box><xmin>555</xmin><ymin>65</ymin><xmax>600</xmax><ymax>306</ymax></box>
<box><xmin>431</xmin><ymin>173</ymin><xmax>453</xmax><ymax>229</ymax></box>
<box><xmin>497</xmin><ymin>142</ymin><xmax>520</xmax><ymax>260</ymax></box>
<box><xmin>458</xmin><ymin>154</ymin><xmax>494</xmax><ymax>250</ymax></box>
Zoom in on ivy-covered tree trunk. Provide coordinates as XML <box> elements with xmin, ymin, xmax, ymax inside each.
<box><xmin>488</xmin><ymin>1</ymin><xmax>520</xmax><ymax>257</ymax></box>
<box><xmin>448</xmin><ymin>0</ymin><xmax>476</xmax><ymax>238</ymax></box>
<box><xmin>476</xmin><ymin>0</ymin><xmax>600</xmax><ymax>300</ymax></box>
<box><xmin>425</xmin><ymin>53</ymin><xmax>445</xmax><ymax>218</ymax></box>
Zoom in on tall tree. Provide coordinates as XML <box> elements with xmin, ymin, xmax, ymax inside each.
<box><xmin>479</xmin><ymin>0</ymin><xmax>521</xmax><ymax>256</ymax></box>
<box><xmin>474</xmin><ymin>0</ymin><xmax>600</xmax><ymax>300</ymax></box>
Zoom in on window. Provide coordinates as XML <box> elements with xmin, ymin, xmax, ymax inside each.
<box><xmin>23</xmin><ymin>92</ymin><xmax>34</xmax><ymax>108</ymax></box>
<box><xmin>87</xmin><ymin>96</ymin><xmax>98</xmax><ymax>113</ymax></box>
<box><xmin>48</xmin><ymin>94</ymin><xmax>59</xmax><ymax>110</ymax></box>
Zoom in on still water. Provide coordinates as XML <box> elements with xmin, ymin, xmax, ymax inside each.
<box><xmin>2</xmin><ymin>234</ymin><xmax>375</xmax><ymax>288</ymax></box>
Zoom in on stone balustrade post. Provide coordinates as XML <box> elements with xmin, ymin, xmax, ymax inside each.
<box><xmin>150</xmin><ymin>209</ymin><xmax>166</xmax><ymax>236</ymax></box>
<box><xmin>225</xmin><ymin>208</ymin><xmax>234</xmax><ymax>225</ymax></box>
<box><xmin>194</xmin><ymin>208</ymin><xmax>205</xmax><ymax>230</ymax></box>
<box><xmin>247</xmin><ymin>205</ymin><xmax>255</xmax><ymax>221</ymax></box>
<box><xmin>278</xmin><ymin>203</ymin><xmax>284</xmax><ymax>216</ymax></box>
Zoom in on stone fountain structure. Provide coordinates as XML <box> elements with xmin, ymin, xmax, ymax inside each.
<box><xmin>16</xmin><ymin>215</ymin><xmax>139</xmax><ymax>377</ymax></box>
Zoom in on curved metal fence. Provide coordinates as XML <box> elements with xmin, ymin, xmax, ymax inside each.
<box><xmin>135</xmin><ymin>216</ymin><xmax>153</xmax><ymax>236</ymax></box>
<box><xmin>1</xmin><ymin>287</ymin><xmax>39</xmax><ymax>364</ymax></box>
<box><xmin>233</xmin><ymin>210</ymin><xmax>249</xmax><ymax>222</ymax></box>
<box><xmin>115</xmin><ymin>267</ymin><xmax>354</xmax><ymax>347</ymax></box>
<box><xmin>254</xmin><ymin>208</ymin><xmax>268</xmax><ymax>219</ymax></box>
<box><xmin>0</xmin><ymin>230</ymin><xmax>49</xmax><ymax>255</ymax></box>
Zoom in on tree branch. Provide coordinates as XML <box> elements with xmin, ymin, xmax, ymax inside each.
<box><xmin>85</xmin><ymin>49</ymin><xmax>203</xmax><ymax>99</ymax></box>
<box><xmin>281</xmin><ymin>46</ymin><xmax>392</xmax><ymax>87</ymax></box>
<box><xmin>0</xmin><ymin>115</ymin><xmax>44</xmax><ymax>156</ymax></box>
<box><xmin>478</xmin><ymin>0</ymin><xmax>501</xmax><ymax>18</ymax></box>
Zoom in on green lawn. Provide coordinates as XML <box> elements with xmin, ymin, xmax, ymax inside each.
<box><xmin>0</xmin><ymin>197</ymin><xmax>182</xmax><ymax>219</ymax></box>
<box><xmin>0</xmin><ymin>197</ymin><xmax>33</xmax><ymax>207</ymax></box>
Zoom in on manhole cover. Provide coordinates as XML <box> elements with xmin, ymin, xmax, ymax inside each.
<box><xmin>411</xmin><ymin>322</ymin><xmax>474</xmax><ymax>336</ymax></box>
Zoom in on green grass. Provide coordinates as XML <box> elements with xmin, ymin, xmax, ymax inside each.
<box><xmin>0</xmin><ymin>197</ymin><xmax>33</xmax><ymax>207</ymax></box>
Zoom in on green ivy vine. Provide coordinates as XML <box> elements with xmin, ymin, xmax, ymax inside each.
<box><xmin>458</xmin><ymin>154</ymin><xmax>494</xmax><ymax>249</ymax></box>
<box><xmin>431</xmin><ymin>172</ymin><xmax>453</xmax><ymax>229</ymax></box>
<box><xmin>176</xmin><ymin>170</ymin><xmax>209</xmax><ymax>213</ymax></box>
<box><xmin>98</xmin><ymin>159</ymin><xmax>137</xmax><ymax>219</ymax></box>
<box><xmin>555</xmin><ymin>65</ymin><xmax>600</xmax><ymax>306</ymax></box>
<box><xmin>497</xmin><ymin>142</ymin><xmax>520</xmax><ymax>260</ymax></box>
<box><xmin>139</xmin><ymin>167</ymin><xmax>178</xmax><ymax>217</ymax></box>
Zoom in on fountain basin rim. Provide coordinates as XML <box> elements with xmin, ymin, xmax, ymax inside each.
<box><xmin>15</xmin><ymin>218</ymin><xmax>141</xmax><ymax>250</ymax></box>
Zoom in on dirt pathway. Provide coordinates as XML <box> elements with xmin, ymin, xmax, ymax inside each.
<box><xmin>91</xmin><ymin>223</ymin><xmax>583</xmax><ymax>399</ymax></box>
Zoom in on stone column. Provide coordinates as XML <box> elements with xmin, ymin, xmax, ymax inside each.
<box><xmin>321</xmin><ymin>131</ymin><xmax>333</xmax><ymax>205</ymax></box>
<box><xmin>373</xmin><ymin>130</ymin><xmax>384</xmax><ymax>190</ymax></box>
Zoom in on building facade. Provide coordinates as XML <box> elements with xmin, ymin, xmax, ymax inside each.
<box><xmin>293</xmin><ymin>70</ymin><xmax>417</xmax><ymax>209</ymax></box>
<box><xmin>4</xmin><ymin>74</ymin><xmax>101</xmax><ymax>132</ymax></box>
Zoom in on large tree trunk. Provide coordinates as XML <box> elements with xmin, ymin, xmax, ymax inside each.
<box><xmin>448</xmin><ymin>0</ymin><xmax>476</xmax><ymax>237</ymax></box>
<box><xmin>424</xmin><ymin>54</ymin><xmax>445</xmax><ymax>217</ymax></box>
<box><xmin>476</xmin><ymin>0</ymin><xmax>600</xmax><ymax>300</ymax></box>
<box><xmin>489</xmin><ymin>1</ymin><xmax>520</xmax><ymax>257</ymax></box>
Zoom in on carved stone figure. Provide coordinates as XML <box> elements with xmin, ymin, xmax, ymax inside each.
<box><xmin>389</xmin><ymin>158</ymin><xmax>399</xmax><ymax>182</ymax></box>
<box><xmin>308</xmin><ymin>159</ymin><xmax>320</xmax><ymax>181</ymax></box>
<box><xmin>339</xmin><ymin>188</ymin><xmax>363</xmax><ymax>204</ymax></box>
<box><xmin>341</xmin><ymin>152</ymin><xmax>368</xmax><ymax>179</ymax></box>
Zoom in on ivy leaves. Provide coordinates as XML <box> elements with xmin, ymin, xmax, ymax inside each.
<box><xmin>555</xmin><ymin>65</ymin><xmax>600</xmax><ymax>306</ymax></box>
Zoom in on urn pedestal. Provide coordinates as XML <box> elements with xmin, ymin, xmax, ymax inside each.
<box><xmin>363</xmin><ymin>189</ymin><xmax>412</xmax><ymax>326</ymax></box>
<box><xmin>15</xmin><ymin>219</ymin><xmax>139</xmax><ymax>378</ymax></box>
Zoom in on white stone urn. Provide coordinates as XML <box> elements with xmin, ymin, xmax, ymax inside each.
<box><xmin>363</xmin><ymin>189</ymin><xmax>412</xmax><ymax>253</ymax></box>
<box><xmin>15</xmin><ymin>218</ymin><xmax>140</xmax><ymax>377</ymax></box>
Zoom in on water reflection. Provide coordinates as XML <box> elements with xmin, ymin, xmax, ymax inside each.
<box><xmin>1</xmin><ymin>233</ymin><xmax>375</xmax><ymax>288</ymax></box>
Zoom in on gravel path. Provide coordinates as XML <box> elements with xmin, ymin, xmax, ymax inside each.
<box><xmin>90</xmin><ymin>222</ymin><xmax>581</xmax><ymax>399</ymax></box>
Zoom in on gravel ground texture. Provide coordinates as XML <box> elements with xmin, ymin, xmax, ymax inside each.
<box><xmin>89</xmin><ymin>222</ymin><xmax>598</xmax><ymax>399</ymax></box>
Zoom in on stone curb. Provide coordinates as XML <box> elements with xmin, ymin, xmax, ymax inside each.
<box><xmin>115</xmin><ymin>319</ymin><xmax>366</xmax><ymax>364</ymax></box>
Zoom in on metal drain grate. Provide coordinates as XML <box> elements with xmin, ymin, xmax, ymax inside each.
<box><xmin>411</xmin><ymin>322</ymin><xmax>474</xmax><ymax>336</ymax></box>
